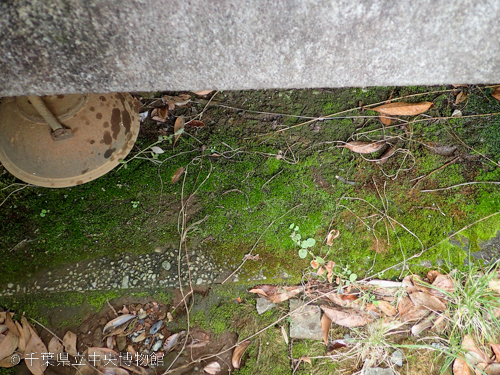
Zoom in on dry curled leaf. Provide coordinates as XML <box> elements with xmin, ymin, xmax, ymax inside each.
<box><xmin>455</xmin><ymin>91</ymin><xmax>468</xmax><ymax>105</ymax></box>
<box><xmin>462</xmin><ymin>335</ymin><xmax>490</xmax><ymax>365</ymax></box>
<box><xmin>232</xmin><ymin>341</ymin><xmax>251</xmax><ymax>369</ymax></box>
<box><xmin>248</xmin><ymin>285</ymin><xmax>303</xmax><ymax>303</ymax></box>
<box><xmin>25</xmin><ymin>324</ymin><xmax>48</xmax><ymax>375</ymax></box>
<box><xmin>397</xmin><ymin>296</ymin><xmax>415</xmax><ymax>316</ymax></box>
<box><xmin>326</xmin><ymin>339</ymin><xmax>348</xmax><ymax>354</ymax></box>
<box><xmin>151</xmin><ymin>107</ymin><xmax>169</xmax><ymax>123</ymax></box>
<box><xmin>400</xmin><ymin>305</ymin><xmax>431</xmax><ymax>322</ymax></box>
<box><xmin>431</xmin><ymin>315</ymin><xmax>447</xmax><ymax>334</ymax></box>
<box><xmin>171</xmin><ymin>167</ymin><xmax>184</xmax><ymax>184</ymax></box>
<box><xmin>320</xmin><ymin>306</ymin><xmax>372</xmax><ymax>328</ymax></box>
<box><xmin>374</xmin><ymin>144</ymin><xmax>397</xmax><ymax>165</ymax></box>
<box><xmin>492</xmin><ymin>86</ymin><xmax>500</xmax><ymax>102</ymax></box>
<box><xmin>0</xmin><ymin>331</ymin><xmax>19</xmax><ymax>363</ymax></box>
<box><xmin>203</xmin><ymin>361</ymin><xmax>221</xmax><ymax>374</ymax></box>
<box><xmin>409</xmin><ymin>292</ymin><xmax>447</xmax><ymax>311</ymax></box>
<box><xmin>3</xmin><ymin>313</ymin><xmax>19</xmax><ymax>338</ymax></box>
<box><xmin>431</xmin><ymin>274</ymin><xmax>455</xmax><ymax>297</ymax></box>
<box><xmin>193</xmin><ymin>90</ymin><xmax>214</xmax><ymax>96</ymax></box>
<box><xmin>47</xmin><ymin>337</ymin><xmax>64</xmax><ymax>356</ymax></box>
<box><xmin>379</xmin><ymin>114</ymin><xmax>392</xmax><ymax>126</ymax></box>
<box><xmin>162</xmin><ymin>94</ymin><xmax>191</xmax><ymax>111</ymax></box>
<box><xmin>371</xmin><ymin>101</ymin><xmax>433</xmax><ymax>116</ymax></box>
<box><xmin>174</xmin><ymin>115</ymin><xmax>185</xmax><ymax>145</ymax></box>
<box><xmin>63</xmin><ymin>330</ymin><xmax>78</xmax><ymax>356</ymax></box>
<box><xmin>298</xmin><ymin>356</ymin><xmax>312</xmax><ymax>365</ymax></box>
<box><xmin>187</xmin><ymin>120</ymin><xmax>205</xmax><ymax>128</ymax></box>
<box><xmin>490</xmin><ymin>343</ymin><xmax>500</xmax><ymax>362</ymax></box>
<box><xmin>377</xmin><ymin>301</ymin><xmax>397</xmax><ymax>317</ymax></box>
<box><xmin>103</xmin><ymin>314</ymin><xmax>136</xmax><ymax>336</ymax></box>
<box><xmin>325</xmin><ymin>261</ymin><xmax>335</xmax><ymax>284</ymax></box>
<box><xmin>339</xmin><ymin>141</ymin><xmax>386</xmax><ymax>154</ymax></box>
<box><xmin>326</xmin><ymin>229</ymin><xmax>340</xmax><ymax>246</ymax></box>
<box><xmin>454</xmin><ymin>357</ymin><xmax>473</xmax><ymax>375</ymax></box>
<box><xmin>321</xmin><ymin>314</ymin><xmax>332</xmax><ymax>345</ymax></box>
<box><xmin>485</xmin><ymin>363</ymin><xmax>500</xmax><ymax>375</ymax></box>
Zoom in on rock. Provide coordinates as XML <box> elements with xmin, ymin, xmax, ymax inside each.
<box><xmin>289</xmin><ymin>299</ymin><xmax>322</xmax><ymax>340</ymax></box>
<box><xmin>390</xmin><ymin>350</ymin><xmax>404</xmax><ymax>367</ymax></box>
<box><xmin>256</xmin><ymin>297</ymin><xmax>276</xmax><ymax>315</ymax></box>
<box><xmin>121</xmin><ymin>275</ymin><xmax>129</xmax><ymax>289</ymax></box>
<box><xmin>364</xmin><ymin>368</ymin><xmax>394</xmax><ymax>375</ymax></box>
<box><xmin>162</xmin><ymin>261</ymin><xmax>171</xmax><ymax>271</ymax></box>
<box><xmin>7</xmin><ymin>283</ymin><xmax>13</xmax><ymax>288</ymax></box>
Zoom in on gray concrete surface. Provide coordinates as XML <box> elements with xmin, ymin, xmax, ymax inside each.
<box><xmin>1</xmin><ymin>0</ymin><xmax>499</xmax><ymax>97</ymax></box>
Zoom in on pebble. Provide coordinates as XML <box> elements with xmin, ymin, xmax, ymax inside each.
<box><xmin>162</xmin><ymin>261</ymin><xmax>171</xmax><ymax>271</ymax></box>
<box><xmin>121</xmin><ymin>276</ymin><xmax>129</xmax><ymax>289</ymax></box>
<box><xmin>390</xmin><ymin>350</ymin><xmax>404</xmax><ymax>367</ymax></box>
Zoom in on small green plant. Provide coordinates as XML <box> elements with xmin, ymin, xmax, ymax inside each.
<box><xmin>289</xmin><ymin>223</ymin><xmax>324</xmax><ymax>269</ymax></box>
<box><xmin>339</xmin><ymin>263</ymin><xmax>358</xmax><ymax>286</ymax></box>
<box><xmin>39</xmin><ymin>209</ymin><xmax>49</xmax><ymax>217</ymax></box>
<box><xmin>131</xmin><ymin>201</ymin><xmax>139</xmax><ymax>209</ymax></box>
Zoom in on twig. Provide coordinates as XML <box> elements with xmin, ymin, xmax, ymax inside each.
<box><xmin>106</xmin><ymin>299</ymin><xmax>118</xmax><ymax>317</ymax></box>
<box><xmin>412</xmin><ymin>156</ymin><xmax>459</xmax><ymax>189</ymax></box>
<box><xmin>221</xmin><ymin>188</ymin><xmax>250</xmax><ymax>206</ymax></box>
<box><xmin>0</xmin><ymin>184</ymin><xmax>32</xmax><ymax>207</ymax></box>
<box><xmin>221</xmin><ymin>204</ymin><xmax>303</xmax><ymax>284</ymax></box>
<box><xmin>420</xmin><ymin>181</ymin><xmax>500</xmax><ymax>193</ymax></box>
<box><xmin>261</xmin><ymin>170</ymin><xmax>283</xmax><ymax>189</ymax></box>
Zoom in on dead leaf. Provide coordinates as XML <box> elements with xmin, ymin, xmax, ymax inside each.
<box><xmin>162</xmin><ymin>94</ymin><xmax>191</xmax><ymax>110</ymax></box>
<box><xmin>21</xmin><ymin>317</ymin><xmax>31</xmax><ymax>350</ymax></box>
<box><xmin>411</xmin><ymin>315</ymin><xmax>435</xmax><ymax>336</ymax></box>
<box><xmin>325</xmin><ymin>261</ymin><xmax>335</xmax><ymax>284</ymax></box>
<box><xmin>409</xmin><ymin>292</ymin><xmax>447</xmax><ymax>311</ymax></box>
<box><xmin>3</xmin><ymin>313</ymin><xmax>19</xmax><ymax>338</ymax></box>
<box><xmin>248</xmin><ymin>285</ymin><xmax>303</xmax><ymax>303</ymax></box>
<box><xmin>455</xmin><ymin>91</ymin><xmax>468</xmax><ymax>105</ymax></box>
<box><xmin>151</xmin><ymin>107</ymin><xmax>169</xmax><ymax>122</ymax></box>
<box><xmin>14</xmin><ymin>321</ymin><xmax>26</xmax><ymax>353</ymax></box>
<box><xmin>193</xmin><ymin>90</ymin><xmax>214</xmax><ymax>96</ymax></box>
<box><xmin>203</xmin><ymin>361</ymin><xmax>221</xmax><ymax>374</ymax></box>
<box><xmin>492</xmin><ymin>86</ymin><xmax>500</xmax><ymax>102</ymax></box>
<box><xmin>490</xmin><ymin>343</ymin><xmax>500</xmax><ymax>362</ymax></box>
<box><xmin>485</xmin><ymin>363</ymin><xmax>500</xmax><ymax>375</ymax></box>
<box><xmin>377</xmin><ymin>301</ymin><xmax>397</xmax><ymax>317</ymax></box>
<box><xmin>47</xmin><ymin>337</ymin><xmax>63</xmax><ymax>356</ymax></box>
<box><xmin>62</xmin><ymin>331</ymin><xmax>78</xmax><ymax>356</ymax></box>
<box><xmin>375</xmin><ymin>144</ymin><xmax>397</xmax><ymax>164</ymax></box>
<box><xmin>232</xmin><ymin>341</ymin><xmax>251</xmax><ymax>369</ymax></box>
<box><xmin>187</xmin><ymin>120</ymin><xmax>205</xmax><ymax>128</ymax></box>
<box><xmin>431</xmin><ymin>275</ymin><xmax>455</xmax><ymax>297</ymax></box>
<box><xmin>431</xmin><ymin>315</ymin><xmax>447</xmax><ymax>334</ymax></box>
<box><xmin>400</xmin><ymin>305</ymin><xmax>431</xmax><ymax>322</ymax></box>
<box><xmin>325</xmin><ymin>339</ymin><xmax>348</xmax><ymax>354</ymax></box>
<box><xmin>317</xmin><ymin>266</ymin><xmax>325</xmax><ymax>276</ymax></box>
<box><xmin>320</xmin><ymin>306</ymin><xmax>372</xmax><ymax>328</ymax></box>
<box><xmin>489</xmin><ymin>279</ymin><xmax>500</xmax><ymax>294</ymax></box>
<box><xmin>462</xmin><ymin>335</ymin><xmax>490</xmax><ymax>365</ymax></box>
<box><xmin>103</xmin><ymin>314</ymin><xmax>136</xmax><ymax>336</ymax></box>
<box><xmin>326</xmin><ymin>229</ymin><xmax>340</xmax><ymax>246</ymax></box>
<box><xmin>371</xmin><ymin>101</ymin><xmax>433</xmax><ymax>116</ymax></box>
<box><xmin>427</xmin><ymin>270</ymin><xmax>441</xmax><ymax>283</ymax></box>
<box><xmin>379</xmin><ymin>114</ymin><xmax>392</xmax><ymax>126</ymax></box>
<box><xmin>281</xmin><ymin>325</ymin><xmax>289</xmax><ymax>345</ymax></box>
<box><xmin>174</xmin><ymin>115</ymin><xmax>185</xmax><ymax>145</ymax></box>
<box><xmin>454</xmin><ymin>357</ymin><xmax>473</xmax><ymax>375</ymax></box>
<box><xmin>25</xmin><ymin>324</ymin><xmax>48</xmax><ymax>375</ymax></box>
<box><xmin>171</xmin><ymin>167</ymin><xmax>184</xmax><ymax>184</ymax></box>
<box><xmin>298</xmin><ymin>356</ymin><xmax>312</xmax><ymax>365</ymax></box>
<box><xmin>151</xmin><ymin>146</ymin><xmax>164</xmax><ymax>154</ymax></box>
<box><xmin>0</xmin><ymin>331</ymin><xmax>19</xmax><ymax>362</ymax></box>
<box><xmin>339</xmin><ymin>141</ymin><xmax>386</xmax><ymax>154</ymax></box>
<box><xmin>397</xmin><ymin>296</ymin><xmax>415</xmax><ymax>316</ymax></box>
<box><xmin>321</xmin><ymin>314</ymin><xmax>332</xmax><ymax>345</ymax></box>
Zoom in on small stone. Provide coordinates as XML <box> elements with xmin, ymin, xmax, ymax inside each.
<box><xmin>132</xmin><ymin>279</ymin><xmax>138</xmax><ymax>286</ymax></box>
<box><xmin>390</xmin><ymin>350</ymin><xmax>404</xmax><ymax>367</ymax></box>
<box><xmin>420</xmin><ymin>260</ymin><xmax>432</xmax><ymax>268</ymax></box>
<box><xmin>121</xmin><ymin>275</ymin><xmax>129</xmax><ymax>289</ymax></box>
<box><xmin>289</xmin><ymin>299</ymin><xmax>322</xmax><ymax>340</ymax></box>
<box><xmin>7</xmin><ymin>283</ymin><xmax>13</xmax><ymax>288</ymax></box>
<box><xmin>256</xmin><ymin>297</ymin><xmax>276</xmax><ymax>315</ymax></box>
<box><xmin>91</xmin><ymin>281</ymin><xmax>97</xmax><ymax>289</ymax></box>
<box><xmin>162</xmin><ymin>261</ymin><xmax>171</xmax><ymax>271</ymax></box>
<box><xmin>196</xmin><ymin>278</ymin><xmax>203</xmax><ymax>285</ymax></box>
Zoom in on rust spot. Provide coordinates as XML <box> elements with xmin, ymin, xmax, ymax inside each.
<box><xmin>99</xmin><ymin>96</ymin><xmax>106</xmax><ymax>102</ymax></box>
<box><xmin>110</xmin><ymin>108</ymin><xmax>121</xmax><ymax>137</ymax></box>
<box><xmin>51</xmin><ymin>183</ymin><xmax>55</xmax><ymax>186</ymax></box>
<box><xmin>89</xmin><ymin>106</ymin><xmax>95</xmax><ymax>112</ymax></box>
<box><xmin>72</xmin><ymin>127</ymin><xmax>79</xmax><ymax>134</ymax></box>
<box><xmin>90</xmin><ymin>140</ymin><xmax>95</xmax><ymax>145</ymax></box>
<box><xmin>96</xmin><ymin>113</ymin><xmax>103</xmax><ymax>120</ymax></box>
<box><xmin>103</xmin><ymin>131</ymin><xmax>112</xmax><ymax>145</ymax></box>
<box><xmin>85</xmin><ymin>121</ymin><xmax>90</xmax><ymax>125</ymax></box>
<box><xmin>82</xmin><ymin>168</ymin><xmax>89</xmax><ymax>174</ymax></box>
<box><xmin>103</xmin><ymin>121</ymin><xmax>109</xmax><ymax>128</ymax></box>
<box><xmin>121</xmin><ymin>109</ymin><xmax>131</xmax><ymax>134</ymax></box>
<box><xmin>76</xmin><ymin>180</ymin><xmax>83</xmax><ymax>185</ymax></box>
<box><xmin>57</xmin><ymin>95</ymin><xmax>65</xmax><ymax>99</ymax></box>
<box><xmin>104</xmin><ymin>148</ymin><xmax>116</xmax><ymax>159</ymax></box>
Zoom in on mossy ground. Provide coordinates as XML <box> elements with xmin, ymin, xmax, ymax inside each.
<box><xmin>1</xmin><ymin>85</ymin><xmax>500</xmax><ymax>374</ymax></box>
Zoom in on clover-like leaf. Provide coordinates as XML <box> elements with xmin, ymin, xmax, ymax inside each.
<box><xmin>298</xmin><ymin>249</ymin><xmax>308</xmax><ymax>259</ymax></box>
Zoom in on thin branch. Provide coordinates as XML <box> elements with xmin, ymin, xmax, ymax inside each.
<box><xmin>420</xmin><ymin>181</ymin><xmax>500</xmax><ymax>193</ymax></box>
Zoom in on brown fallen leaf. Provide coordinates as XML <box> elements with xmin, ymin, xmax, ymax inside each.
<box><xmin>3</xmin><ymin>313</ymin><xmax>20</xmax><ymax>338</ymax></box>
<box><xmin>103</xmin><ymin>314</ymin><xmax>136</xmax><ymax>336</ymax></box>
<box><xmin>339</xmin><ymin>141</ymin><xmax>386</xmax><ymax>154</ymax></box>
<box><xmin>431</xmin><ymin>274</ymin><xmax>455</xmax><ymax>297</ymax></box>
<box><xmin>427</xmin><ymin>270</ymin><xmax>442</xmax><ymax>283</ymax></box>
<box><xmin>63</xmin><ymin>330</ymin><xmax>78</xmax><ymax>356</ymax></box>
<box><xmin>162</xmin><ymin>94</ymin><xmax>191</xmax><ymax>111</ymax></box>
<box><xmin>400</xmin><ymin>305</ymin><xmax>431</xmax><ymax>322</ymax></box>
<box><xmin>455</xmin><ymin>91</ymin><xmax>468</xmax><ymax>105</ymax></box>
<box><xmin>377</xmin><ymin>301</ymin><xmax>397</xmax><ymax>317</ymax></box>
<box><xmin>14</xmin><ymin>321</ymin><xmax>26</xmax><ymax>353</ymax></box>
<box><xmin>47</xmin><ymin>337</ymin><xmax>64</xmax><ymax>356</ymax></box>
<box><xmin>375</xmin><ymin>144</ymin><xmax>397</xmax><ymax>165</ymax></box>
<box><xmin>379</xmin><ymin>114</ymin><xmax>392</xmax><ymax>126</ymax></box>
<box><xmin>298</xmin><ymin>356</ymin><xmax>312</xmax><ymax>365</ymax></box>
<box><xmin>21</xmin><ymin>317</ymin><xmax>31</xmax><ymax>351</ymax></box>
<box><xmin>453</xmin><ymin>357</ymin><xmax>473</xmax><ymax>375</ymax></box>
<box><xmin>0</xmin><ymin>331</ymin><xmax>19</xmax><ymax>362</ymax></box>
<box><xmin>463</xmin><ymin>335</ymin><xmax>490</xmax><ymax>365</ymax></box>
<box><xmin>371</xmin><ymin>101</ymin><xmax>433</xmax><ymax>116</ymax></box>
<box><xmin>397</xmin><ymin>296</ymin><xmax>415</xmax><ymax>316</ymax></box>
<box><xmin>151</xmin><ymin>107</ymin><xmax>169</xmax><ymax>123</ymax></box>
<box><xmin>485</xmin><ymin>363</ymin><xmax>500</xmax><ymax>375</ymax></box>
<box><xmin>320</xmin><ymin>306</ymin><xmax>372</xmax><ymax>328</ymax></box>
<box><xmin>409</xmin><ymin>292</ymin><xmax>447</xmax><ymax>312</ymax></box>
<box><xmin>490</xmin><ymin>343</ymin><xmax>500</xmax><ymax>362</ymax></box>
<box><xmin>193</xmin><ymin>90</ymin><xmax>214</xmax><ymax>96</ymax></box>
<box><xmin>171</xmin><ymin>167</ymin><xmax>184</xmax><ymax>184</ymax></box>
<box><xmin>203</xmin><ymin>361</ymin><xmax>221</xmax><ymax>374</ymax></box>
<box><xmin>174</xmin><ymin>115</ymin><xmax>185</xmax><ymax>145</ymax></box>
<box><xmin>317</xmin><ymin>266</ymin><xmax>325</xmax><ymax>276</ymax></box>
<box><xmin>325</xmin><ymin>261</ymin><xmax>335</xmax><ymax>284</ymax></box>
<box><xmin>431</xmin><ymin>315</ymin><xmax>447</xmax><ymax>334</ymax></box>
<box><xmin>321</xmin><ymin>314</ymin><xmax>332</xmax><ymax>345</ymax></box>
<box><xmin>187</xmin><ymin>120</ymin><xmax>205</xmax><ymax>128</ymax></box>
<box><xmin>248</xmin><ymin>285</ymin><xmax>303</xmax><ymax>303</ymax></box>
<box><xmin>492</xmin><ymin>87</ymin><xmax>500</xmax><ymax>102</ymax></box>
<box><xmin>325</xmin><ymin>339</ymin><xmax>348</xmax><ymax>354</ymax></box>
<box><xmin>326</xmin><ymin>230</ymin><xmax>340</xmax><ymax>246</ymax></box>
<box><xmin>411</xmin><ymin>315</ymin><xmax>435</xmax><ymax>336</ymax></box>
<box><xmin>232</xmin><ymin>341</ymin><xmax>251</xmax><ymax>369</ymax></box>
<box><xmin>0</xmin><ymin>351</ymin><xmax>22</xmax><ymax>368</ymax></box>
<box><xmin>99</xmin><ymin>367</ymin><xmax>129</xmax><ymax>375</ymax></box>
<box><xmin>25</xmin><ymin>324</ymin><xmax>48</xmax><ymax>375</ymax></box>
